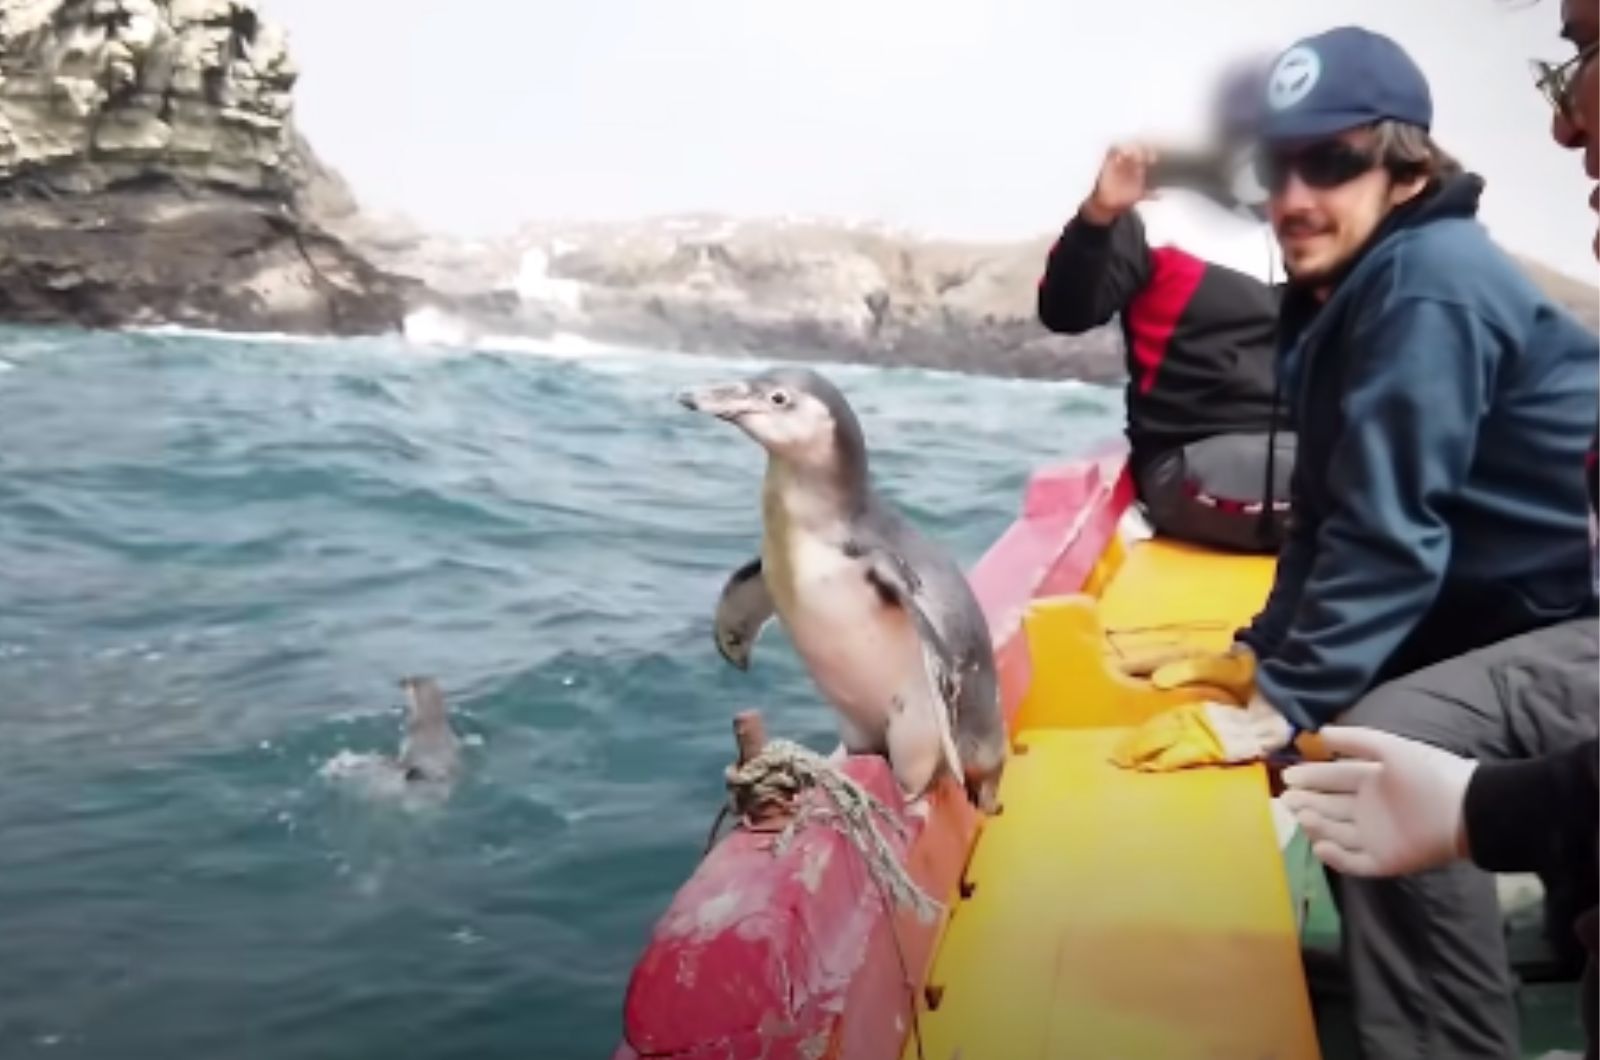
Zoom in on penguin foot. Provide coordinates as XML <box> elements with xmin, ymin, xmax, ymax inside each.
<box><xmin>967</xmin><ymin>773</ymin><xmax>1003</xmax><ymax>816</ymax></box>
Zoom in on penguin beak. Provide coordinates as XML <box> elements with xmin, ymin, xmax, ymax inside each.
<box><xmin>677</xmin><ymin>381</ymin><xmax>761</xmax><ymax>421</ymax></box>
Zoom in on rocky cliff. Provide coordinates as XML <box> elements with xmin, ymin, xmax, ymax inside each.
<box><xmin>0</xmin><ymin>0</ymin><xmax>408</xmax><ymax>335</ymax></box>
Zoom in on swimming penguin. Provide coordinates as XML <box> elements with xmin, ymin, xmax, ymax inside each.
<box><xmin>677</xmin><ymin>366</ymin><xmax>1006</xmax><ymax>811</ymax></box>
<box><xmin>395</xmin><ymin>676</ymin><xmax>461</xmax><ymax>784</ymax></box>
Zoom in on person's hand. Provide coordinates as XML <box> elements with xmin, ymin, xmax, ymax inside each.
<box><xmin>1082</xmin><ymin>142</ymin><xmax>1158</xmax><ymax>225</ymax></box>
<box><xmin>1280</xmin><ymin>726</ymin><xmax>1478</xmax><ymax>877</ymax></box>
<box><xmin>1111</xmin><ymin>692</ymin><xmax>1291</xmax><ymax>772</ymax></box>
<box><xmin>1150</xmin><ymin>643</ymin><xmax>1256</xmax><ymax>706</ymax></box>
<box><xmin>1118</xmin><ymin>642</ymin><xmax>1256</xmax><ymax>706</ymax></box>
<box><xmin>1116</xmin><ymin>644</ymin><xmax>1202</xmax><ymax>677</ymax></box>
<box><xmin>1206</xmin><ymin>692</ymin><xmax>1292</xmax><ymax>759</ymax></box>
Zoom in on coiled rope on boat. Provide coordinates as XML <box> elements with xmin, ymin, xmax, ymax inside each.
<box><xmin>716</xmin><ymin>738</ymin><xmax>944</xmax><ymax>924</ymax></box>
<box><xmin>701</xmin><ymin>726</ymin><xmax>937</xmax><ymax>1060</ymax></box>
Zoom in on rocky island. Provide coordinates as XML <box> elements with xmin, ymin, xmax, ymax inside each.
<box><xmin>344</xmin><ymin>212</ymin><xmax>1128</xmax><ymax>382</ymax></box>
<box><xmin>0</xmin><ymin>0</ymin><xmax>1590</xmax><ymax>382</ymax></box>
<box><xmin>0</xmin><ymin>0</ymin><xmax>408</xmax><ymax>334</ymax></box>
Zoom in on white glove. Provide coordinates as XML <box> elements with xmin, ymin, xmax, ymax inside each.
<box><xmin>1280</xmin><ymin>726</ymin><xmax>1479</xmax><ymax>877</ymax></box>
<box><xmin>1205</xmin><ymin>692</ymin><xmax>1294</xmax><ymax>761</ymax></box>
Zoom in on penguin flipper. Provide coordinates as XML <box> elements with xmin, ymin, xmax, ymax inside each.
<box><xmin>860</xmin><ymin>548</ymin><xmax>965</xmax><ymax>789</ymax></box>
<box><xmin>914</xmin><ymin>626</ymin><xmax>966</xmax><ymax>788</ymax></box>
<box><xmin>714</xmin><ymin>557</ymin><xmax>773</xmax><ymax>671</ymax></box>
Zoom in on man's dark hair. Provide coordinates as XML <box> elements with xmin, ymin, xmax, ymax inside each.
<box><xmin>1372</xmin><ymin>120</ymin><xmax>1464</xmax><ymax>184</ymax></box>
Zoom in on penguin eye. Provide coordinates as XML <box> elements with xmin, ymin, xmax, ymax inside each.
<box><xmin>768</xmin><ymin>390</ymin><xmax>792</xmax><ymax>408</ymax></box>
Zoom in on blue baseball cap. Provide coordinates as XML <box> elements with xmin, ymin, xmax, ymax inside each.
<box><xmin>1258</xmin><ymin>26</ymin><xmax>1432</xmax><ymax>142</ymax></box>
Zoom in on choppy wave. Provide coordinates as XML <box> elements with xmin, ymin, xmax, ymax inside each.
<box><xmin>402</xmin><ymin>305</ymin><xmax>681</xmax><ymax>364</ymax></box>
<box><xmin>126</xmin><ymin>322</ymin><xmax>336</xmax><ymax>346</ymax></box>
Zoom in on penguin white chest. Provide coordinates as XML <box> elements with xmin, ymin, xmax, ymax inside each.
<box><xmin>764</xmin><ymin>528</ymin><xmax>927</xmax><ymax>741</ymax></box>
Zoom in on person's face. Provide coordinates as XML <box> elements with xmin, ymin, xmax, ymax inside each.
<box><xmin>1548</xmin><ymin>0</ymin><xmax>1599</xmax><ymax>259</ymax></box>
<box><xmin>1262</xmin><ymin>127</ymin><xmax>1427</xmax><ymax>287</ymax></box>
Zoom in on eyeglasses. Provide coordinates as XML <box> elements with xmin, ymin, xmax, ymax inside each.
<box><xmin>1254</xmin><ymin>140</ymin><xmax>1382</xmax><ymax>195</ymax></box>
<box><xmin>1532</xmin><ymin>41</ymin><xmax>1598</xmax><ymax>122</ymax></box>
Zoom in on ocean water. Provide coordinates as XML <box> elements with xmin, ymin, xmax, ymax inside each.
<box><xmin>0</xmin><ymin>326</ymin><xmax>1121</xmax><ymax>1060</ymax></box>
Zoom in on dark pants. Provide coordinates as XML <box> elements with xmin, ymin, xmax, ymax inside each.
<box><xmin>1332</xmin><ymin>618</ymin><xmax>1600</xmax><ymax>1059</ymax></box>
<box><xmin>1136</xmin><ymin>431</ymin><xmax>1296</xmax><ymax>554</ymax></box>
<box><xmin>1581</xmin><ymin>907</ymin><xmax>1598</xmax><ymax>1060</ymax></box>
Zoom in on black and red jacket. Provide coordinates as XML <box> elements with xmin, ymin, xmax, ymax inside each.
<box><xmin>1037</xmin><ymin>190</ymin><xmax>1285</xmax><ymax>465</ymax></box>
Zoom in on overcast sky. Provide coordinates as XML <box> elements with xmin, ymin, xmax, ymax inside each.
<box><xmin>259</xmin><ymin>0</ymin><xmax>1597</xmax><ymax>278</ymax></box>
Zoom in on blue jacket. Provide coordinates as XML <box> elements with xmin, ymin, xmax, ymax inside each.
<box><xmin>1238</xmin><ymin>174</ymin><xmax>1599</xmax><ymax>731</ymax></box>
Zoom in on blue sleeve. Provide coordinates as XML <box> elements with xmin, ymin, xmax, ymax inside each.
<box><xmin>1255</xmin><ymin>297</ymin><xmax>1498</xmax><ymax>730</ymax></box>
<box><xmin>1236</xmin><ymin>337</ymin><xmax>1312</xmax><ymax>659</ymax></box>
<box><xmin>1235</xmin><ymin>506</ymin><xmax>1314</xmax><ymax>659</ymax></box>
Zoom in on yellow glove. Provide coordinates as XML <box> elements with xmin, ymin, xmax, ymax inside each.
<box><xmin>1147</xmin><ymin>645</ymin><xmax>1256</xmax><ymax>705</ymax></box>
<box><xmin>1111</xmin><ymin>694</ymin><xmax>1293</xmax><ymax>773</ymax></box>
<box><xmin>1110</xmin><ymin>703</ymin><xmax>1230</xmax><ymax>771</ymax></box>
<box><xmin>1116</xmin><ymin>645</ymin><xmax>1204</xmax><ymax>678</ymax></box>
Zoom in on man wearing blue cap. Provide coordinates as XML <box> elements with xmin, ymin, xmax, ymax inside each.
<box><xmin>1276</xmin><ymin>4</ymin><xmax>1599</xmax><ymax>1058</ymax></box>
<box><xmin>1241</xmin><ymin>25</ymin><xmax>1597</xmax><ymax>1059</ymax></box>
<box><xmin>1115</xmin><ymin>24</ymin><xmax>1600</xmax><ymax>1058</ymax></box>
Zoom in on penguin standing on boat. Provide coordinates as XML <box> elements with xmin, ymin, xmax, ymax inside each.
<box><xmin>677</xmin><ymin>367</ymin><xmax>1006</xmax><ymax>811</ymax></box>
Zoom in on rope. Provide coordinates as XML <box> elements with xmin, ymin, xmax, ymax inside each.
<box><xmin>718</xmin><ymin>738</ymin><xmax>937</xmax><ymax>1060</ymax></box>
<box><xmin>722</xmin><ymin>739</ymin><xmax>944</xmax><ymax>925</ymax></box>
<box><xmin>702</xmin><ymin>803</ymin><xmax>731</xmax><ymax>857</ymax></box>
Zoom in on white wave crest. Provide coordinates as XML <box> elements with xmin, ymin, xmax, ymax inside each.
<box><xmin>125</xmin><ymin>323</ymin><xmax>330</xmax><ymax>346</ymax></box>
<box><xmin>401</xmin><ymin>305</ymin><xmax>651</xmax><ymax>362</ymax></box>
<box><xmin>512</xmin><ymin>247</ymin><xmax>583</xmax><ymax>309</ymax></box>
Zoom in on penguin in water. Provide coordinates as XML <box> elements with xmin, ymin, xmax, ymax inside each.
<box><xmin>395</xmin><ymin>676</ymin><xmax>461</xmax><ymax>784</ymax></box>
<box><xmin>678</xmin><ymin>366</ymin><xmax>1006</xmax><ymax>811</ymax></box>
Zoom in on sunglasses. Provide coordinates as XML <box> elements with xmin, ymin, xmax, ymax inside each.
<box><xmin>1254</xmin><ymin>140</ymin><xmax>1381</xmax><ymax>195</ymax></box>
<box><xmin>1532</xmin><ymin>42</ymin><xmax>1598</xmax><ymax>122</ymax></box>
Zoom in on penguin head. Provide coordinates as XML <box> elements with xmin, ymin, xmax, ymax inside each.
<box><xmin>677</xmin><ymin>367</ymin><xmax>866</xmax><ymax>473</ymax></box>
<box><xmin>399</xmin><ymin>676</ymin><xmax>449</xmax><ymax>731</ymax></box>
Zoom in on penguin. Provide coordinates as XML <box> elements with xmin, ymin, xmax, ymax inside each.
<box><xmin>678</xmin><ymin>366</ymin><xmax>1006</xmax><ymax>811</ymax></box>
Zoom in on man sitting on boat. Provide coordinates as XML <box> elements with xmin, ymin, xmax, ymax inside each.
<box><xmin>1113</xmin><ymin>26</ymin><xmax>1600</xmax><ymax>1060</ymax></box>
<box><xmin>1281</xmin><ymin>5</ymin><xmax>1600</xmax><ymax>1056</ymax></box>
<box><xmin>1037</xmin><ymin>60</ymin><xmax>1294</xmax><ymax>554</ymax></box>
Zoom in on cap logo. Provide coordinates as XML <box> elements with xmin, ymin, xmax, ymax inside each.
<box><xmin>1267</xmin><ymin>46</ymin><xmax>1321</xmax><ymax>111</ymax></box>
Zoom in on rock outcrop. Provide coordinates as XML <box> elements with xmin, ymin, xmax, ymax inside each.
<box><xmin>352</xmin><ymin>210</ymin><xmax>1596</xmax><ymax>384</ymax></box>
<box><xmin>0</xmin><ymin>0</ymin><xmax>408</xmax><ymax>335</ymax></box>
<box><xmin>0</xmin><ymin>0</ymin><xmax>1586</xmax><ymax>376</ymax></box>
<box><xmin>347</xmin><ymin>215</ymin><xmax>1126</xmax><ymax>382</ymax></box>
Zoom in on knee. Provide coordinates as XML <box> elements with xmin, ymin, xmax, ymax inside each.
<box><xmin>1335</xmin><ymin>680</ymin><xmax>1414</xmax><ymax>729</ymax></box>
<box><xmin>1334</xmin><ymin>680</ymin><xmax>1471</xmax><ymax>752</ymax></box>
